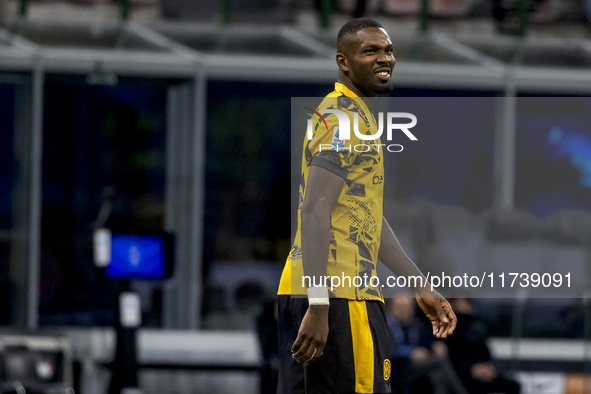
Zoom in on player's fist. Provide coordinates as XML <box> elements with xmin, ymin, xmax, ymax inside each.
<box><xmin>291</xmin><ymin>305</ymin><xmax>329</xmax><ymax>365</ymax></box>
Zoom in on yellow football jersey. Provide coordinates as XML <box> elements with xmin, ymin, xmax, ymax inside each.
<box><xmin>277</xmin><ymin>83</ymin><xmax>385</xmax><ymax>300</ymax></box>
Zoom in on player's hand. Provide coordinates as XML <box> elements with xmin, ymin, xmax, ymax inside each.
<box><xmin>414</xmin><ymin>289</ymin><xmax>457</xmax><ymax>339</ymax></box>
<box><xmin>291</xmin><ymin>305</ymin><xmax>329</xmax><ymax>365</ymax></box>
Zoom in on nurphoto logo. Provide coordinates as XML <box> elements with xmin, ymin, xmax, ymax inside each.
<box><xmin>304</xmin><ymin>108</ymin><xmax>418</xmax><ymax>153</ymax></box>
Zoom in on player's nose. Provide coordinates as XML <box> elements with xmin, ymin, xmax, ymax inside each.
<box><xmin>377</xmin><ymin>51</ymin><xmax>395</xmax><ymax>66</ymax></box>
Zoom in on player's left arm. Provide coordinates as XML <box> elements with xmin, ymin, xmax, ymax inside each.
<box><xmin>291</xmin><ymin>164</ymin><xmax>344</xmax><ymax>365</ymax></box>
<box><xmin>378</xmin><ymin>216</ymin><xmax>457</xmax><ymax>338</ymax></box>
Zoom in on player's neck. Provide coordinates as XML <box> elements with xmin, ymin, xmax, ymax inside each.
<box><xmin>338</xmin><ymin>79</ymin><xmax>376</xmax><ymax>109</ymax></box>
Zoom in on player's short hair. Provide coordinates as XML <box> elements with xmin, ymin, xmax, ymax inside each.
<box><xmin>337</xmin><ymin>18</ymin><xmax>384</xmax><ymax>52</ymax></box>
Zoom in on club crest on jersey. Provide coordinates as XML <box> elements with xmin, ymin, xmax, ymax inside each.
<box><xmin>384</xmin><ymin>359</ymin><xmax>391</xmax><ymax>380</ymax></box>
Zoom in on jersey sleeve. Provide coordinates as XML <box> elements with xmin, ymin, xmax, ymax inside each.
<box><xmin>306</xmin><ymin>110</ymin><xmax>362</xmax><ymax>180</ymax></box>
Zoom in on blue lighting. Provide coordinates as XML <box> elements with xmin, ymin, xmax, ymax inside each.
<box><xmin>107</xmin><ymin>234</ymin><xmax>166</xmax><ymax>279</ymax></box>
<box><xmin>547</xmin><ymin>127</ymin><xmax>591</xmax><ymax>188</ymax></box>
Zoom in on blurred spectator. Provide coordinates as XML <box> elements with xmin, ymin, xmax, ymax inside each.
<box><xmin>203</xmin><ymin>281</ymin><xmax>266</xmax><ymax>330</ymax></box>
<box><xmin>491</xmin><ymin>0</ymin><xmax>545</xmax><ymax>34</ymax></box>
<box><xmin>353</xmin><ymin>0</ymin><xmax>367</xmax><ymax>17</ymax></box>
<box><xmin>256</xmin><ymin>300</ymin><xmax>279</xmax><ymax>394</ymax></box>
<box><xmin>386</xmin><ymin>291</ymin><xmax>466</xmax><ymax>394</ymax></box>
<box><xmin>446</xmin><ymin>296</ymin><xmax>520</xmax><ymax>394</ymax></box>
<box><xmin>215</xmin><ymin>180</ymin><xmax>271</xmax><ymax>261</ymax></box>
<box><xmin>460</xmin><ymin>155</ymin><xmax>493</xmax><ymax>214</ymax></box>
<box><xmin>410</xmin><ymin>207</ymin><xmax>456</xmax><ymax>282</ymax></box>
<box><xmin>0</xmin><ymin>0</ymin><xmax>6</xmax><ymax>27</ymax></box>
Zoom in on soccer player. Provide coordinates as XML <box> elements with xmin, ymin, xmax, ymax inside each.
<box><xmin>276</xmin><ymin>18</ymin><xmax>457</xmax><ymax>394</ymax></box>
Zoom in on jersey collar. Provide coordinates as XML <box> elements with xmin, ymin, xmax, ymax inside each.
<box><xmin>334</xmin><ymin>83</ymin><xmax>374</xmax><ymax>116</ymax></box>
<box><xmin>335</xmin><ymin>82</ymin><xmax>359</xmax><ymax>97</ymax></box>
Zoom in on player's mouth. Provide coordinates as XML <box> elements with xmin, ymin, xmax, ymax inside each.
<box><xmin>375</xmin><ymin>69</ymin><xmax>391</xmax><ymax>82</ymax></box>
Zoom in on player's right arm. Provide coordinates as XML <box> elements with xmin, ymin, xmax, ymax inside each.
<box><xmin>291</xmin><ymin>165</ymin><xmax>344</xmax><ymax>365</ymax></box>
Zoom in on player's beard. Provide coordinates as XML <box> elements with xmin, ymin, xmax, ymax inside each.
<box><xmin>374</xmin><ymin>82</ymin><xmax>393</xmax><ymax>95</ymax></box>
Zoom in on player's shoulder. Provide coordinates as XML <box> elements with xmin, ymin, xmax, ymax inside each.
<box><xmin>318</xmin><ymin>91</ymin><xmax>362</xmax><ymax>114</ymax></box>
<box><xmin>317</xmin><ymin>90</ymin><xmax>344</xmax><ymax>109</ymax></box>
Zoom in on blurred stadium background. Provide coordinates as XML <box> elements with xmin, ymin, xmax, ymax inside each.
<box><xmin>1</xmin><ymin>0</ymin><xmax>591</xmax><ymax>393</ymax></box>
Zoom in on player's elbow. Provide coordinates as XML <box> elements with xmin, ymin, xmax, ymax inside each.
<box><xmin>301</xmin><ymin>197</ymin><xmax>332</xmax><ymax>223</ymax></box>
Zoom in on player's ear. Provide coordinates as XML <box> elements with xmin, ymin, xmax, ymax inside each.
<box><xmin>336</xmin><ymin>53</ymin><xmax>349</xmax><ymax>72</ymax></box>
